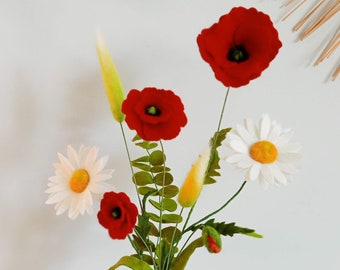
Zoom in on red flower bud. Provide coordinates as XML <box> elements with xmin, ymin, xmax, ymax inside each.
<box><xmin>202</xmin><ymin>226</ymin><xmax>222</xmax><ymax>253</ymax></box>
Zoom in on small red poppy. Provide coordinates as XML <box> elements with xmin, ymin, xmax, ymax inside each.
<box><xmin>97</xmin><ymin>191</ymin><xmax>138</xmax><ymax>240</ymax></box>
<box><xmin>197</xmin><ymin>7</ymin><xmax>282</xmax><ymax>88</ymax></box>
<box><xmin>122</xmin><ymin>87</ymin><xmax>187</xmax><ymax>141</ymax></box>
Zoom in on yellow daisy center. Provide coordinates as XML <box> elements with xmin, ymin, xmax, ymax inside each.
<box><xmin>69</xmin><ymin>169</ymin><xmax>90</xmax><ymax>193</ymax></box>
<box><xmin>249</xmin><ymin>140</ymin><xmax>278</xmax><ymax>164</ymax></box>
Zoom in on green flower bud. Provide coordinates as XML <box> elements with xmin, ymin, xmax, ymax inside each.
<box><xmin>202</xmin><ymin>226</ymin><xmax>222</xmax><ymax>253</ymax></box>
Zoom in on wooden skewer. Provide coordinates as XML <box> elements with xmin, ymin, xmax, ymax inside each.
<box><xmin>282</xmin><ymin>0</ymin><xmax>297</xmax><ymax>7</ymax></box>
<box><xmin>293</xmin><ymin>0</ymin><xmax>327</xmax><ymax>31</ymax></box>
<box><xmin>282</xmin><ymin>0</ymin><xmax>307</xmax><ymax>21</ymax></box>
<box><xmin>315</xmin><ymin>30</ymin><xmax>340</xmax><ymax>65</ymax></box>
<box><xmin>300</xmin><ymin>1</ymin><xmax>340</xmax><ymax>40</ymax></box>
<box><xmin>332</xmin><ymin>64</ymin><xmax>340</xmax><ymax>81</ymax></box>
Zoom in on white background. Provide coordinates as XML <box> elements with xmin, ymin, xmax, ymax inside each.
<box><xmin>1</xmin><ymin>0</ymin><xmax>339</xmax><ymax>269</ymax></box>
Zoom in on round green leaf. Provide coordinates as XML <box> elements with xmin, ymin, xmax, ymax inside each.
<box><xmin>150</xmin><ymin>150</ymin><xmax>165</xmax><ymax>166</ymax></box>
<box><xmin>159</xmin><ymin>185</ymin><xmax>179</xmax><ymax>198</ymax></box>
<box><xmin>138</xmin><ymin>187</ymin><xmax>158</xmax><ymax>196</ymax></box>
<box><xmin>154</xmin><ymin>172</ymin><xmax>174</xmax><ymax>186</ymax></box>
<box><xmin>133</xmin><ymin>171</ymin><xmax>153</xmax><ymax>186</ymax></box>
<box><xmin>161</xmin><ymin>226</ymin><xmax>182</xmax><ymax>242</ymax></box>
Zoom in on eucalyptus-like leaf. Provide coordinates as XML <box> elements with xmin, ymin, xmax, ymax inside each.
<box><xmin>132</xmin><ymin>162</ymin><xmax>152</xmax><ymax>171</ymax></box>
<box><xmin>154</xmin><ymin>172</ymin><xmax>174</xmax><ymax>186</ymax></box>
<box><xmin>135</xmin><ymin>141</ymin><xmax>158</xmax><ymax>150</ymax></box>
<box><xmin>133</xmin><ymin>171</ymin><xmax>153</xmax><ymax>186</ymax></box>
<box><xmin>149</xmin><ymin>198</ymin><xmax>177</xmax><ymax>212</ymax></box>
<box><xmin>150</xmin><ymin>150</ymin><xmax>165</xmax><ymax>166</ymax></box>
<box><xmin>138</xmin><ymin>187</ymin><xmax>158</xmax><ymax>196</ymax></box>
<box><xmin>150</xmin><ymin>165</ymin><xmax>171</xmax><ymax>173</ymax></box>
<box><xmin>161</xmin><ymin>226</ymin><xmax>182</xmax><ymax>243</ymax></box>
<box><xmin>161</xmin><ymin>214</ymin><xmax>183</xmax><ymax>224</ymax></box>
<box><xmin>159</xmin><ymin>185</ymin><xmax>179</xmax><ymax>198</ymax></box>
<box><xmin>147</xmin><ymin>212</ymin><xmax>182</xmax><ymax>224</ymax></box>
<box><xmin>132</xmin><ymin>156</ymin><xmax>150</xmax><ymax>163</ymax></box>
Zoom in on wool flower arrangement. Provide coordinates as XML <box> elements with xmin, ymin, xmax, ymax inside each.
<box><xmin>46</xmin><ymin>6</ymin><xmax>301</xmax><ymax>270</ymax></box>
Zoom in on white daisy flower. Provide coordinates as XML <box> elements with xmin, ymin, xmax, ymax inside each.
<box><xmin>46</xmin><ymin>145</ymin><xmax>114</xmax><ymax>220</ymax></box>
<box><xmin>225</xmin><ymin>114</ymin><xmax>301</xmax><ymax>188</ymax></box>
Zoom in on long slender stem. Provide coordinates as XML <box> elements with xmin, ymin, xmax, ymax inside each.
<box><xmin>183</xmin><ymin>181</ymin><xmax>247</xmax><ymax>234</ymax></box>
<box><xmin>164</xmin><ymin>207</ymin><xmax>184</xmax><ymax>270</ymax></box>
<box><xmin>157</xmin><ymin>140</ymin><xmax>166</xmax><ymax>270</ymax></box>
<box><xmin>119</xmin><ymin>122</ymin><xmax>143</xmax><ymax>211</ymax></box>
<box><xmin>217</xmin><ymin>87</ymin><xmax>230</xmax><ymax>132</ymax></box>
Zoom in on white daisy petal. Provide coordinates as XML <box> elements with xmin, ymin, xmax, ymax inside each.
<box><xmin>236</xmin><ymin>124</ymin><xmax>254</xmax><ymax>145</ymax></box>
<box><xmin>225</xmin><ymin>153</ymin><xmax>245</xmax><ymax>163</ymax></box>
<box><xmin>260</xmin><ymin>114</ymin><xmax>271</xmax><ymax>140</ymax></box>
<box><xmin>229</xmin><ymin>140</ymin><xmax>248</xmax><ymax>154</ymax></box>
<box><xmin>45</xmin><ymin>145</ymin><xmax>114</xmax><ymax>220</ymax></box>
<box><xmin>248</xmin><ymin>163</ymin><xmax>261</xmax><ymax>181</ymax></box>
<box><xmin>244</xmin><ymin>118</ymin><xmax>258</xmax><ymax>139</ymax></box>
<box><xmin>224</xmin><ymin>115</ymin><xmax>302</xmax><ymax>187</ymax></box>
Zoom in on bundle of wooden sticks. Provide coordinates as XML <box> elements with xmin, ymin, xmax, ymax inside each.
<box><xmin>281</xmin><ymin>0</ymin><xmax>339</xmax><ymax>80</ymax></box>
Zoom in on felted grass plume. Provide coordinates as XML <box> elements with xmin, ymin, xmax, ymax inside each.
<box><xmin>178</xmin><ymin>147</ymin><xmax>211</xmax><ymax>207</ymax></box>
<box><xmin>96</xmin><ymin>31</ymin><xmax>125</xmax><ymax>122</ymax></box>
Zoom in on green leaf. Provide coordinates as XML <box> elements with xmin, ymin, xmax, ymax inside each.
<box><xmin>131</xmin><ymin>254</ymin><xmax>154</xmax><ymax>265</ymax></box>
<box><xmin>148</xmin><ymin>221</ymin><xmax>159</xmax><ymax>236</ymax></box>
<box><xmin>161</xmin><ymin>198</ymin><xmax>178</xmax><ymax>212</ymax></box>
<box><xmin>132</xmin><ymin>162</ymin><xmax>152</xmax><ymax>171</ymax></box>
<box><xmin>132</xmin><ymin>134</ymin><xmax>142</xmax><ymax>142</ymax></box>
<box><xmin>205</xmin><ymin>128</ymin><xmax>231</xmax><ymax>185</ymax></box>
<box><xmin>109</xmin><ymin>256</ymin><xmax>153</xmax><ymax>270</ymax></box>
<box><xmin>154</xmin><ymin>172</ymin><xmax>174</xmax><ymax>186</ymax></box>
<box><xmin>132</xmin><ymin>156</ymin><xmax>150</xmax><ymax>163</ymax></box>
<box><xmin>133</xmin><ymin>171</ymin><xmax>153</xmax><ymax>186</ymax></box>
<box><xmin>150</xmin><ymin>166</ymin><xmax>171</xmax><ymax>173</ymax></box>
<box><xmin>204</xmin><ymin>219</ymin><xmax>261</xmax><ymax>238</ymax></box>
<box><xmin>245</xmin><ymin>232</ymin><xmax>263</xmax><ymax>238</ymax></box>
<box><xmin>150</xmin><ymin>150</ymin><xmax>165</xmax><ymax>166</ymax></box>
<box><xmin>161</xmin><ymin>214</ymin><xmax>182</xmax><ymax>224</ymax></box>
<box><xmin>132</xmin><ymin>235</ymin><xmax>156</xmax><ymax>252</ymax></box>
<box><xmin>149</xmin><ymin>198</ymin><xmax>177</xmax><ymax>212</ymax></box>
<box><xmin>135</xmin><ymin>213</ymin><xmax>151</xmax><ymax>239</ymax></box>
<box><xmin>138</xmin><ymin>187</ymin><xmax>158</xmax><ymax>196</ymax></box>
<box><xmin>135</xmin><ymin>141</ymin><xmax>158</xmax><ymax>150</ymax></box>
<box><xmin>159</xmin><ymin>185</ymin><xmax>179</xmax><ymax>198</ymax></box>
<box><xmin>161</xmin><ymin>226</ymin><xmax>181</xmax><ymax>243</ymax></box>
<box><xmin>147</xmin><ymin>212</ymin><xmax>182</xmax><ymax>224</ymax></box>
<box><xmin>155</xmin><ymin>239</ymin><xmax>171</xmax><ymax>264</ymax></box>
<box><xmin>170</xmin><ymin>238</ymin><xmax>203</xmax><ymax>270</ymax></box>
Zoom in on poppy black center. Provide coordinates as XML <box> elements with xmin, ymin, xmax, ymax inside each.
<box><xmin>145</xmin><ymin>105</ymin><xmax>161</xmax><ymax>116</ymax></box>
<box><xmin>227</xmin><ymin>45</ymin><xmax>249</xmax><ymax>63</ymax></box>
<box><xmin>111</xmin><ymin>207</ymin><xmax>122</xmax><ymax>219</ymax></box>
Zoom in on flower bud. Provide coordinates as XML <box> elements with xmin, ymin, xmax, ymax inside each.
<box><xmin>96</xmin><ymin>31</ymin><xmax>125</xmax><ymax>123</ymax></box>
<box><xmin>178</xmin><ymin>147</ymin><xmax>211</xmax><ymax>207</ymax></box>
<box><xmin>202</xmin><ymin>226</ymin><xmax>222</xmax><ymax>253</ymax></box>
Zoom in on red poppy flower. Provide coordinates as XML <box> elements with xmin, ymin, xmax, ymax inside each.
<box><xmin>97</xmin><ymin>191</ymin><xmax>138</xmax><ymax>240</ymax></box>
<box><xmin>122</xmin><ymin>87</ymin><xmax>187</xmax><ymax>141</ymax></box>
<box><xmin>197</xmin><ymin>7</ymin><xmax>282</xmax><ymax>88</ymax></box>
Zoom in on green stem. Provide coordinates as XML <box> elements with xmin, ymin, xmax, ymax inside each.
<box><xmin>157</xmin><ymin>140</ymin><xmax>166</xmax><ymax>270</ymax></box>
<box><xmin>181</xmin><ymin>204</ymin><xmax>196</xmax><ymax>235</ymax></box>
<box><xmin>164</xmin><ymin>207</ymin><xmax>184</xmax><ymax>270</ymax></box>
<box><xmin>217</xmin><ymin>87</ymin><xmax>230</xmax><ymax>133</ymax></box>
<box><xmin>183</xmin><ymin>181</ymin><xmax>247</xmax><ymax>234</ymax></box>
<box><xmin>119</xmin><ymin>122</ymin><xmax>143</xmax><ymax>211</ymax></box>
